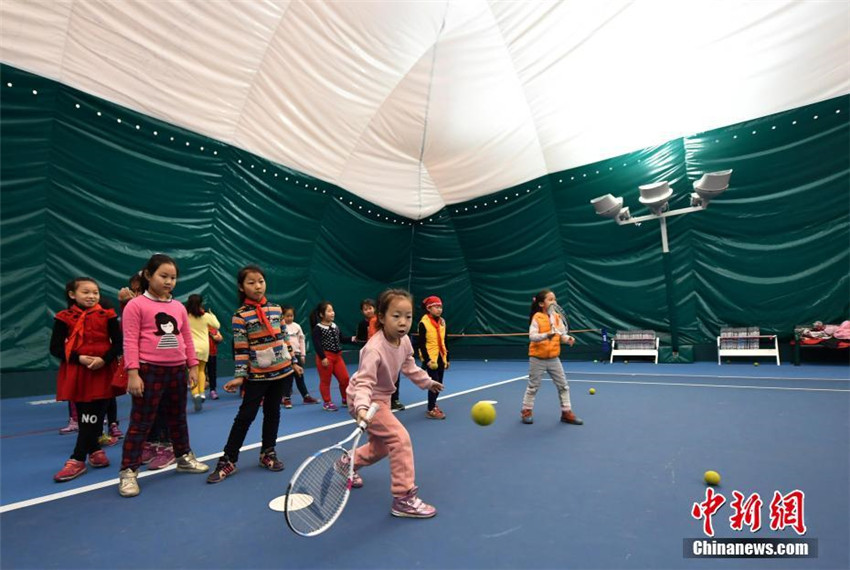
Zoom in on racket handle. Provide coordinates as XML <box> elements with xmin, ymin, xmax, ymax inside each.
<box><xmin>358</xmin><ymin>402</ymin><xmax>380</xmax><ymax>430</ymax></box>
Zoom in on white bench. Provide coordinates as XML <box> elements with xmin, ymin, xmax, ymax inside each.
<box><xmin>610</xmin><ymin>336</ymin><xmax>659</xmax><ymax>364</ymax></box>
<box><xmin>716</xmin><ymin>335</ymin><xmax>780</xmax><ymax>365</ymax></box>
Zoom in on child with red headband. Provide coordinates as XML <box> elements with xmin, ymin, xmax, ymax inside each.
<box><xmin>417</xmin><ymin>295</ymin><xmax>449</xmax><ymax>419</ymax></box>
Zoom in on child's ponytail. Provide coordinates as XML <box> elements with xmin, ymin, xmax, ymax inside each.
<box><xmin>310</xmin><ymin>301</ymin><xmax>331</xmax><ymax>329</ymax></box>
<box><xmin>529</xmin><ymin>290</ymin><xmax>551</xmax><ymax>324</ymax></box>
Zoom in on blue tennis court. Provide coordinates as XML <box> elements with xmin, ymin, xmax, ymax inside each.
<box><xmin>1</xmin><ymin>361</ymin><xmax>847</xmax><ymax>569</ymax></box>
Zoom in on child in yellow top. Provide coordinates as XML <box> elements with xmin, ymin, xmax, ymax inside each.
<box><xmin>521</xmin><ymin>289</ymin><xmax>583</xmax><ymax>426</ymax></box>
<box><xmin>417</xmin><ymin>295</ymin><xmax>449</xmax><ymax>419</ymax></box>
<box><xmin>185</xmin><ymin>294</ymin><xmax>220</xmax><ymax>412</ymax></box>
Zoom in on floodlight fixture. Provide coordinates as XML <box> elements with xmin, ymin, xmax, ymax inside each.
<box><xmin>590</xmin><ymin>194</ymin><xmax>631</xmax><ymax>223</ymax></box>
<box><xmin>588</xmin><ymin>169</ymin><xmax>733</xmax><ymax>355</ymax></box>
<box><xmin>638</xmin><ymin>181</ymin><xmax>674</xmax><ymax>215</ymax></box>
<box><xmin>691</xmin><ymin>169</ymin><xmax>733</xmax><ymax>207</ymax></box>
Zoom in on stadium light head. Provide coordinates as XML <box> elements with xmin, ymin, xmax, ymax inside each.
<box><xmin>690</xmin><ymin>169</ymin><xmax>733</xmax><ymax>207</ymax></box>
<box><xmin>590</xmin><ymin>194</ymin><xmax>631</xmax><ymax>223</ymax></box>
<box><xmin>638</xmin><ymin>181</ymin><xmax>673</xmax><ymax>215</ymax></box>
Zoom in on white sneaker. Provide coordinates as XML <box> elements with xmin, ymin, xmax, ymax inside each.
<box><xmin>118</xmin><ymin>468</ymin><xmax>140</xmax><ymax>497</ymax></box>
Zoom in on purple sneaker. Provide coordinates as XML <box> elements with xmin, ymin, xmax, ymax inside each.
<box><xmin>109</xmin><ymin>422</ymin><xmax>123</xmax><ymax>438</ymax></box>
<box><xmin>322</xmin><ymin>401</ymin><xmax>338</xmax><ymax>412</ymax></box>
<box><xmin>391</xmin><ymin>487</ymin><xmax>436</xmax><ymax>518</ymax></box>
<box><xmin>140</xmin><ymin>442</ymin><xmax>156</xmax><ymax>465</ymax></box>
<box><xmin>148</xmin><ymin>444</ymin><xmax>176</xmax><ymax>471</ymax></box>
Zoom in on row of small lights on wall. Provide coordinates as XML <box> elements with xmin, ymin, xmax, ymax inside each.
<box><xmin>10</xmin><ymin>80</ymin><xmax>413</xmax><ymax>225</ymax></box>
<box><xmin>9</xmin><ymin>80</ymin><xmax>843</xmax><ymax>224</ymax></box>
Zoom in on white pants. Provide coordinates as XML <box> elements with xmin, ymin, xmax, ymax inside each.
<box><xmin>522</xmin><ymin>357</ymin><xmax>572</xmax><ymax>410</ymax></box>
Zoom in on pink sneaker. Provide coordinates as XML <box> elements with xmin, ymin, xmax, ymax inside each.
<box><xmin>88</xmin><ymin>449</ymin><xmax>110</xmax><ymax>468</ymax></box>
<box><xmin>140</xmin><ymin>442</ymin><xmax>157</xmax><ymax>465</ymax></box>
<box><xmin>147</xmin><ymin>444</ymin><xmax>176</xmax><ymax>470</ymax></box>
<box><xmin>54</xmin><ymin>459</ymin><xmax>87</xmax><ymax>482</ymax></box>
<box><xmin>59</xmin><ymin>419</ymin><xmax>78</xmax><ymax>435</ymax></box>
<box><xmin>108</xmin><ymin>422</ymin><xmax>123</xmax><ymax>438</ymax></box>
<box><xmin>391</xmin><ymin>487</ymin><xmax>436</xmax><ymax>518</ymax></box>
<box><xmin>322</xmin><ymin>401</ymin><xmax>338</xmax><ymax>412</ymax></box>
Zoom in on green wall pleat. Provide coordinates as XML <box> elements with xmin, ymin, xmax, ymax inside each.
<box><xmin>2</xmin><ymin>64</ymin><xmax>848</xmax><ymax>391</ymax></box>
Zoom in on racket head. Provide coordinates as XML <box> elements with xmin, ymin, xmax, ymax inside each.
<box><xmin>284</xmin><ymin>446</ymin><xmax>352</xmax><ymax>537</ymax></box>
<box><xmin>549</xmin><ymin>302</ymin><xmax>569</xmax><ymax>334</ymax></box>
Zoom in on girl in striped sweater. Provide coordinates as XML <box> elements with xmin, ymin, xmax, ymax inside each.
<box><xmin>207</xmin><ymin>265</ymin><xmax>301</xmax><ymax>483</ymax></box>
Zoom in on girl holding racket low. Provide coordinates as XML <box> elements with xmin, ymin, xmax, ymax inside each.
<box><xmin>521</xmin><ymin>289</ymin><xmax>583</xmax><ymax>426</ymax></box>
<box><xmin>346</xmin><ymin>288</ymin><xmax>443</xmax><ymax>518</ymax></box>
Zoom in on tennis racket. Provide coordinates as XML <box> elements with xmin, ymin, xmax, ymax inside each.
<box><xmin>284</xmin><ymin>402</ymin><xmax>380</xmax><ymax>537</ymax></box>
<box><xmin>549</xmin><ymin>302</ymin><xmax>573</xmax><ymax>340</ymax></box>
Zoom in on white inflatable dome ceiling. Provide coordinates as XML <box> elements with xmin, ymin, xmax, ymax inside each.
<box><xmin>1</xmin><ymin>0</ymin><xmax>848</xmax><ymax>219</ymax></box>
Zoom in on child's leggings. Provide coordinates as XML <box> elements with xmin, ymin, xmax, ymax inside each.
<box><xmin>425</xmin><ymin>356</ymin><xmax>446</xmax><ymax>411</ymax></box>
<box><xmin>522</xmin><ymin>356</ymin><xmax>572</xmax><ymax>410</ymax></box>
<box><xmin>106</xmin><ymin>397</ymin><xmax>118</xmax><ymax>426</ymax></box>
<box><xmin>121</xmin><ymin>364</ymin><xmax>191</xmax><ymax>471</ymax></box>
<box><xmin>316</xmin><ymin>351</ymin><xmax>349</xmax><ymax>403</ymax></box>
<box><xmin>71</xmin><ymin>399</ymin><xmax>108</xmax><ymax>461</ymax></box>
<box><xmin>351</xmin><ymin>397</ymin><xmax>415</xmax><ymax>497</ymax></box>
<box><xmin>191</xmin><ymin>360</ymin><xmax>207</xmax><ymax>397</ymax></box>
<box><xmin>207</xmin><ymin>355</ymin><xmax>217</xmax><ymax>391</ymax></box>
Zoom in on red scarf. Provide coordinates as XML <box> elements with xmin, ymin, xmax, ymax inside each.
<box><xmin>65</xmin><ymin>304</ymin><xmax>102</xmax><ymax>361</ymax></box>
<box><xmin>244</xmin><ymin>297</ymin><xmax>275</xmax><ymax>337</ymax></box>
<box><xmin>427</xmin><ymin>314</ymin><xmax>445</xmax><ymax>356</ymax></box>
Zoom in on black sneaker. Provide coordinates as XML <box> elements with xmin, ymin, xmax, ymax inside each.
<box><xmin>391</xmin><ymin>400</ymin><xmax>406</xmax><ymax>411</ymax></box>
<box><xmin>206</xmin><ymin>456</ymin><xmax>237</xmax><ymax>484</ymax></box>
<box><xmin>259</xmin><ymin>449</ymin><xmax>284</xmax><ymax>472</ymax></box>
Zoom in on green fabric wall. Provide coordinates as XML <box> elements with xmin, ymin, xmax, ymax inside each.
<box><xmin>2</xmin><ymin>64</ymin><xmax>848</xmax><ymax>385</ymax></box>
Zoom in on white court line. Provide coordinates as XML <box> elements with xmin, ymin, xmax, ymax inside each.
<box><xmin>574</xmin><ymin>371</ymin><xmax>849</xmax><ymax>382</ymax></box>
<box><xmin>0</xmin><ymin>376</ymin><xmax>528</xmax><ymax>514</ymax></box>
<box><xmin>4</xmin><ymin>373</ymin><xmax>844</xmax><ymax>513</ymax></box>
<box><xmin>568</xmin><ymin>378</ymin><xmax>850</xmax><ymax>393</ymax></box>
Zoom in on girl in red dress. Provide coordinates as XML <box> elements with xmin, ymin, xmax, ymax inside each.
<box><xmin>50</xmin><ymin>277</ymin><xmax>122</xmax><ymax>482</ymax></box>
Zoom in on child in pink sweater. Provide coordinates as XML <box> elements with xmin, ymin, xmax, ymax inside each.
<box><xmin>346</xmin><ymin>289</ymin><xmax>443</xmax><ymax>518</ymax></box>
<box><xmin>117</xmin><ymin>254</ymin><xmax>209</xmax><ymax>497</ymax></box>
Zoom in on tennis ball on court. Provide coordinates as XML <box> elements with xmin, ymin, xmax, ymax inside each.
<box><xmin>704</xmin><ymin>470</ymin><xmax>721</xmax><ymax>486</ymax></box>
<box><xmin>589</xmin><ymin>388</ymin><xmax>596</xmax><ymax>395</ymax></box>
<box><xmin>623</xmin><ymin>360</ymin><xmax>629</xmax><ymax>364</ymax></box>
<box><xmin>753</xmin><ymin>362</ymin><xmax>759</xmax><ymax>366</ymax></box>
<box><xmin>593</xmin><ymin>359</ymin><xmax>599</xmax><ymax>363</ymax></box>
<box><xmin>471</xmin><ymin>401</ymin><xmax>496</xmax><ymax>426</ymax></box>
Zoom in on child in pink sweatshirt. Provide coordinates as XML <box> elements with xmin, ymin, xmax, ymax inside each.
<box><xmin>117</xmin><ymin>254</ymin><xmax>209</xmax><ymax>498</ymax></box>
<box><xmin>346</xmin><ymin>288</ymin><xmax>443</xmax><ymax>519</ymax></box>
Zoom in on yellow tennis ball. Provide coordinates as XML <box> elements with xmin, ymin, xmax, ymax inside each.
<box><xmin>754</xmin><ymin>362</ymin><xmax>759</xmax><ymax>366</ymax></box>
<box><xmin>471</xmin><ymin>401</ymin><xmax>496</xmax><ymax>426</ymax></box>
<box><xmin>704</xmin><ymin>470</ymin><xmax>721</xmax><ymax>486</ymax></box>
<box><xmin>589</xmin><ymin>388</ymin><xmax>596</xmax><ymax>395</ymax></box>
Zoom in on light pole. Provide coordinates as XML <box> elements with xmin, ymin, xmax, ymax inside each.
<box><xmin>590</xmin><ymin>170</ymin><xmax>733</xmax><ymax>354</ymax></box>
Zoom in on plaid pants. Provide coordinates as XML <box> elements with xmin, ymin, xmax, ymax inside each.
<box><xmin>120</xmin><ymin>364</ymin><xmax>192</xmax><ymax>471</ymax></box>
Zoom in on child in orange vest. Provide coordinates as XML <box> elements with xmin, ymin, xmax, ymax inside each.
<box><xmin>417</xmin><ymin>296</ymin><xmax>449</xmax><ymax>419</ymax></box>
<box><xmin>522</xmin><ymin>289</ymin><xmax>583</xmax><ymax>426</ymax></box>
